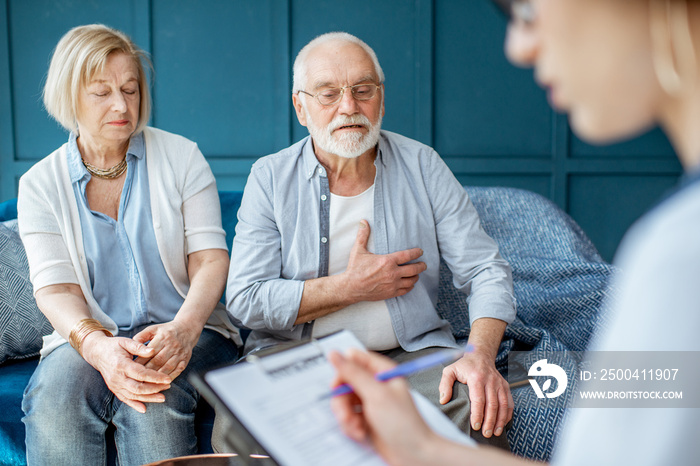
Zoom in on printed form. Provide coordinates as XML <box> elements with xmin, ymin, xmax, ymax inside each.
<box><xmin>205</xmin><ymin>330</ymin><xmax>476</xmax><ymax>466</ymax></box>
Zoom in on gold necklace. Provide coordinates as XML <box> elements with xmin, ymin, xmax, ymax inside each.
<box><xmin>82</xmin><ymin>157</ymin><xmax>127</xmax><ymax>179</ymax></box>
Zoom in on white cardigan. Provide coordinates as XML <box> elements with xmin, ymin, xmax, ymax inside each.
<box><xmin>18</xmin><ymin>127</ymin><xmax>241</xmax><ymax>358</ymax></box>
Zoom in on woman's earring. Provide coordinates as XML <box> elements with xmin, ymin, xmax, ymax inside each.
<box><xmin>649</xmin><ymin>0</ymin><xmax>697</xmax><ymax>95</ymax></box>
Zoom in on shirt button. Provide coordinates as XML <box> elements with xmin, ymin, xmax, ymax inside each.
<box><xmin>321</xmin><ymin>237</ymin><xmax>328</xmax><ymax>244</ymax></box>
<box><xmin>318</xmin><ymin>168</ymin><xmax>325</xmax><ymax>176</ymax></box>
<box><xmin>321</xmin><ymin>194</ymin><xmax>327</xmax><ymax>201</ymax></box>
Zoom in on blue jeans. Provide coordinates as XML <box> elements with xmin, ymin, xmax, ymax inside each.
<box><xmin>22</xmin><ymin>329</ymin><xmax>239</xmax><ymax>466</ymax></box>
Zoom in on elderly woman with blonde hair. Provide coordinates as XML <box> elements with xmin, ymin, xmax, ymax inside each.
<box><xmin>18</xmin><ymin>24</ymin><xmax>240</xmax><ymax>465</ymax></box>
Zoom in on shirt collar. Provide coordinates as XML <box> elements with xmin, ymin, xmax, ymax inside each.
<box><xmin>375</xmin><ymin>130</ymin><xmax>388</xmax><ymax>167</ymax></box>
<box><xmin>66</xmin><ymin>132</ymin><xmax>88</xmax><ymax>184</ymax></box>
<box><xmin>66</xmin><ymin>131</ymin><xmax>145</xmax><ymax>184</ymax></box>
<box><xmin>302</xmin><ymin>136</ymin><xmax>322</xmax><ymax>180</ymax></box>
<box><xmin>128</xmin><ymin>131</ymin><xmax>145</xmax><ymax>161</ymax></box>
<box><xmin>302</xmin><ymin>130</ymin><xmax>388</xmax><ymax>181</ymax></box>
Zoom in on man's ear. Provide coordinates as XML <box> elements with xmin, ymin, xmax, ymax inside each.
<box><xmin>292</xmin><ymin>93</ymin><xmax>308</xmax><ymax>127</ymax></box>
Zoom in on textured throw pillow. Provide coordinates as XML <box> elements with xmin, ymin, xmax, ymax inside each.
<box><xmin>0</xmin><ymin>220</ymin><xmax>53</xmax><ymax>363</ymax></box>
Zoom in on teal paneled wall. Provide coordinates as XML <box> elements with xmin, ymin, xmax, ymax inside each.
<box><xmin>0</xmin><ymin>0</ymin><xmax>683</xmax><ymax>261</ymax></box>
<box><xmin>151</xmin><ymin>0</ymin><xmax>291</xmax><ymax>156</ymax></box>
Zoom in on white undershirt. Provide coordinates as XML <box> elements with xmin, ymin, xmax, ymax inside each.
<box><xmin>311</xmin><ymin>184</ymin><xmax>400</xmax><ymax>351</ymax></box>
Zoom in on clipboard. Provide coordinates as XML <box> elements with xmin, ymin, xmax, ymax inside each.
<box><xmin>191</xmin><ymin>330</ymin><xmax>386</xmax><ymax>466</ymax></box>
<box><xmin>190</xmin><ymin>372</ymin><xmax>275</xmax><ymax>465</ymax></box>
<box><xmin>191</xmin><ymin>330</ymin><xmax>476</xmax><ymax>466</ymax></box>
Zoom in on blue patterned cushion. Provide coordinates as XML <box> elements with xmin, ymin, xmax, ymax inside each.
<box><xmin>0</xmin><ymin>220</ymin><xmax>53</xmax><ymax>363</ymax></box>
<box><xmin>437</xmin><ymin>187</ymin><xmax>614</xmax><ymax>349</ymax></box>
<box><xmin>436</xmin><ymin>187</ymin><xmax>617</xmax><ymax>461</ymax></box>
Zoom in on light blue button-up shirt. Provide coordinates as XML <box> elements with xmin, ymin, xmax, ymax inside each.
<box><xmin>227</xmin><ymin>130</ymin><xmax>516</xmax><ymax>353</ymax></box>
<box><xmin>67</xmin><ymin>132</ymin><xmax>184</xmax><ymax>333</ymax></box>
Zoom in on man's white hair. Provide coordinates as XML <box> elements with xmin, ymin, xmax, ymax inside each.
<box><xmin>292</xmin><ymin>32</ymin><xmax>385</xmax><ymax>93</ymax></box>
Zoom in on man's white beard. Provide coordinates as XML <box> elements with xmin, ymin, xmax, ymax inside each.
<box><xmin>305</xmin><ymin>107</ymin><xmax>383</xmax><ymax>159</ymax></box>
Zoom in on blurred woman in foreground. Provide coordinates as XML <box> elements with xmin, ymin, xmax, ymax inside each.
<box><xmin>330</xmin><ymin>1</ymin><xmax>700</xmax><ymax>465</ymax></box>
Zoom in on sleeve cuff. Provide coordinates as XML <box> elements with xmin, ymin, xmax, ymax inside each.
<box><xmin>185</xmin><ymin>227</ymin><xmax>228</xmax><ymax>254</ymax></box>
<box><xmin>32</xmin><ymin>262</ymin><xmax>80</xmax><ymax>295</ymax></box>
<box><xmin>467</xmin><ymin>289</ymin><xmax>517</xmax><ymax>326</ymax></box>
<box><xmin>263</xmin><ymin>279</ymin><xmax>305</xmax><ymax>331</ymax></box>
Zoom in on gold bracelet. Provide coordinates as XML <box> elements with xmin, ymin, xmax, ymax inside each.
<box><xmin>68</xmin><ymin>318</ymin><xmax>113</xmax><ymax>357</ymax></box>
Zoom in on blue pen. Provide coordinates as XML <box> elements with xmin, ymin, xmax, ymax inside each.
<box><xmin>324</xmin><ymin>343</ymin><xmax>475</xmax><ymax>399</ymax></box>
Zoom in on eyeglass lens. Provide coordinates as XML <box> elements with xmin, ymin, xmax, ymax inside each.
<box><xmin>317</xmin><ymin>85</ymin><xmax>378</xmax><ymax>105</ymax></box>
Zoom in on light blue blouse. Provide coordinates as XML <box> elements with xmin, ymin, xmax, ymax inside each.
<box><xmin>67</xmin><ymin>132</ymin><xmax>184</xmax><ymax>332</ymax></box>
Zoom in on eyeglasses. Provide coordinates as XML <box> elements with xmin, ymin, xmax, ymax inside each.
<box><xmin>492</xmin><ymin>0</ymin><xmax>536</xmax><ymax>25</ymax></box>
<box><xmin>297</xmin><ymin>83</ymin><xmax>382</xmax><ymax>106</ymax></box>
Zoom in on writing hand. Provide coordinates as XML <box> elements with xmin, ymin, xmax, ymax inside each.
<box><xmin>329</xmin><ymin>349</ymin><xmax>442</xmax><ymax>466</ymax></box>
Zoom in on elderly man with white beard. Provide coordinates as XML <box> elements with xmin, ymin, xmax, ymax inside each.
<box><xmin>225</xmin><ymin>32</ymin><xmax>517</xmax><ymax>448</ymax></box>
